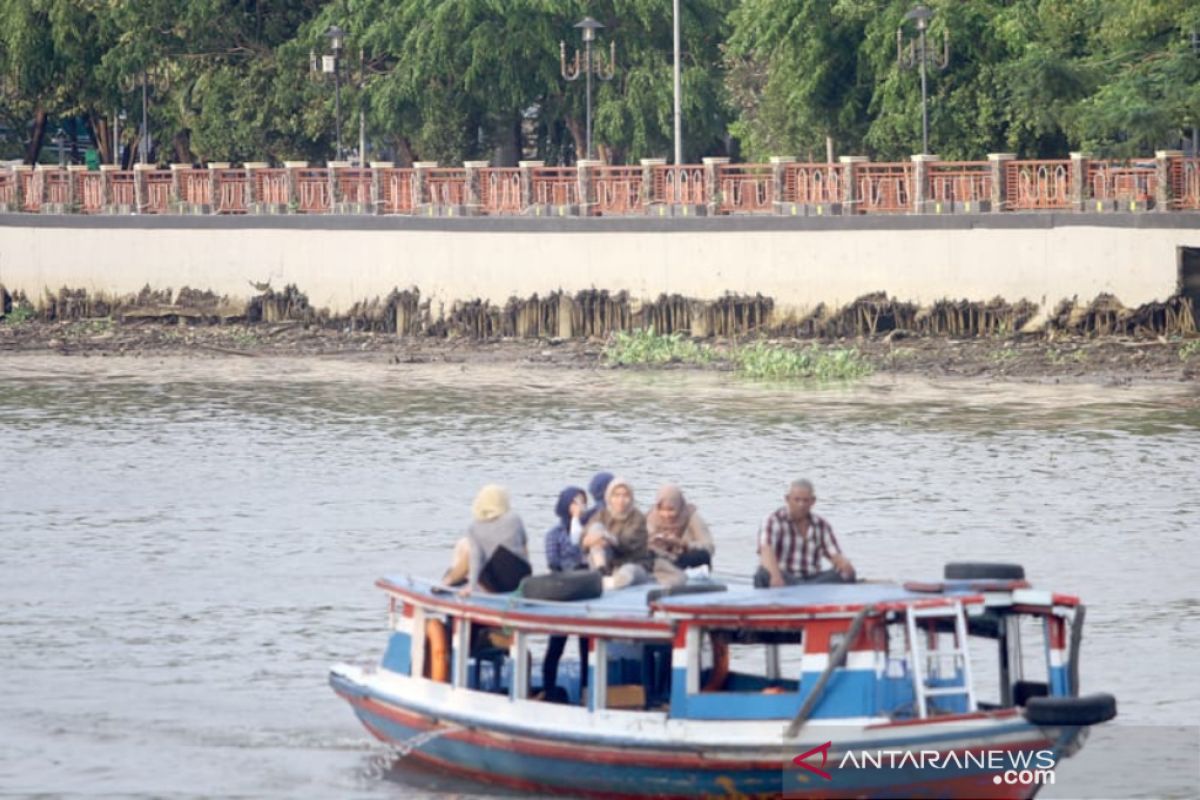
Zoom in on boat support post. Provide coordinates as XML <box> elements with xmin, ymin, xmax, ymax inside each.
<box><xmin>785</xmin><ymin>605</ymin><xmax>874</xmax><ymax>738</ymax></box>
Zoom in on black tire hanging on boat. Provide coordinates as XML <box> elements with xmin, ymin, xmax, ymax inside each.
<box><xmin>646</xmin><ymin>583</ymin><xmax>728</xmax><ymax>605</ymax></box>
<box><xmin>944</xmin><ymin>562</ymin><xmax>1026</xmax><ymax>581</ymax></box>
<box><xmin>1024</xmin><ymin>694</ymin><xmax>1117</xmax><ymax>726</ymax></box>
<box><xmin>520</xmin><ymin>570</ymin><xmax>603</xmax><ymax>602</ymax></box>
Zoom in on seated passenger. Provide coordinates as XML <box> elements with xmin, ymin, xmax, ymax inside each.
<box><xmin>581</xmin><ymin>471</ymin><xmax>614</xmax><ymax>525</ymax></box>
<box><xmin>646</xmin><ymin>484</ymin><xmax>716</xmax><ymax>570</ymax></box>
<box><xmin>582</xmin><ymin>477</ymin><xmax>653</xmax><ymax>589</ymax></box>
<box><xmin>450</xmin><ymin>484</ymin><xmax>531</xmax><ymax>594</ymax></box>
<box><xmin>754</xmin><ymin>479</ymin><xmax>855</xmax><ymax>588</ymax></box>
<box><xmin>542</xmin><ymin>486</ymin><xmax>590</xmax><ymax>700</ymax></box>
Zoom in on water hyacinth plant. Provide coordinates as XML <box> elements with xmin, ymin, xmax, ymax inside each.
<box><xmin>733</xmin><ymin>342</ymin><xmax>873</xmax><ymax>381</ymax></box>
<box><xmin>603</xmin><ymin>327</ymin><xmax>714</xmax><ymax>366</ymax></box>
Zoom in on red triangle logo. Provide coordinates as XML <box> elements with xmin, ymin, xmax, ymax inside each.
<box><xmin>792</xmin><ymin>740</ymin><xmax>833</xmax><ymax>781</ymax></box>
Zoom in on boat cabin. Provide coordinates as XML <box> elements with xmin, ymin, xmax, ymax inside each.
<box><xmin>373</xmin><ymin>575</ymin><xmax>1082</xmax><ymax>723</ymax></box>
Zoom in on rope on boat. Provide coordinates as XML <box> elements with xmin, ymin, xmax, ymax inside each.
<box><xmin>1068</xmin><ymin>603</ymin><xmax>1086</xmax><ymax>698</ymax></box>
<box><xmin>391</xmin><ymin>723</ymin><xmax>463</xmax><ymax>758</ymax></box>
<box><xmin>785</xmin><ymin>604</ymin><xmax>875</xmax><ymax>739</ymax></box>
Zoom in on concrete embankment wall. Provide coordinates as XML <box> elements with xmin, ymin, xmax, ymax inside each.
<box><xmin>0</xmin><ymin>213</ymin><xmax>1197</xmax><ymax>324</ymax></box>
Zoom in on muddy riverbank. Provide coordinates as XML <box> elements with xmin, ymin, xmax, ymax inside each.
<box><xmin>1</xmin><ymin>318</ymin><xmax>1198</xmax><ymax>384</ymax></box>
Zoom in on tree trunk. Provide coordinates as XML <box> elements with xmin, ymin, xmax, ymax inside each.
<box><xmin>491</xmin><ymin>115</ymin><xmax>521</xmax><ymax>167</ymax></box>
<box><xmin>394</xmin><ymin>136</ymin><xmax>416</xmax><ymax>167</ymax></box>
<box><xmin>87</xmin><ymin>113</ymin><xmax>114</xmax><ymax>164</ymax></box>
<box><xmin>25</xmin><ymin>106</ymin><xmax>48</xmax><ymax>165</ymax></box>
<box><xmin>172</xmin><ymin>129</ymin><xmax>193</xmax><ymax>164</ymax></box>
<box><xmin>564</xmin><ymin>116</ymin><xmax>584</xmax><ymax>164</ymax></box>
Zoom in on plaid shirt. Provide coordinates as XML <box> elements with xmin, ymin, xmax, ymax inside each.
<box><xmin>757</xmin><ymin>507</ymin><xmax>842</xmax><ymax>577</ymax></box>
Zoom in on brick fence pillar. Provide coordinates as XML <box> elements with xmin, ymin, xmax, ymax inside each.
<box><xmin>770</xmin><ymin>156</ymin><xmax>795</xmax><ymax>214</ymax></box>
<box><xmin>576</xmin><ymin>159</ymin><xmax>602</xmax><ymax>216</ymax></box>
<box><xmin>640</xmin><ymin>157</ymin><xmax>665</xmax><ymax>215</ymax></box>
<box><xmin>518</xmin><ymin>160</ymin><xmax>542</xmax><ymax>214</ymax></box>
<box><xmin>369</xmin><ymin>161</ymin><xmax>393</xmax><ymax>214</ymax></box>
<box><xmin>413</xmin><ymin>161</ymin><xmax>437</xmax><ymax>214</ymax></box>
<box><xmin>838</xmin><ymin>156</ymin><xmax>868</xmax><ymax>214</ymax></box>
<box><xmin>133</xmin><ymin>162</ymin><xmax>154</xmax><ymax>212</ymax></box>
<box><xmin>283</xmin><ymin>161</ymin><xmax>307</xmax><ymax>211</ymax></box>
<box><xmin>1155</xmin><ymin>150</ymin><xmax>1181</xmax><ymax>212</ymax></box>
<box><xmin>99</xmin><ymin>164</ymin><xmax>119</xmax><ymax>210</ymax></box>
<box><xmin>988</xmin><ymin>153</ymin><xmax>1015</xmax><ymax>212</ymax></box>
<box><xmin>464</xmin><ymin>160</ymin><xmax>488</xmax><ymax>215</ymax></box>
<box><xmin>1069</xmin><ymin>152</ymin><xmax>1089</xmax><ymax>212</ymax></box>
<box><xmin>702</xmin><ymin>156</ymin><xmax>729</xmax><ymax>215</ymax></box>
<box><xmin>207</xmin><ymin>162</ymin><xmax>229</xmax><ymax>213</ymax></box>
<box><xmin>910</xmin><ymin>153</ymin><xmax>939</xmax><ymax>213</ymax></box>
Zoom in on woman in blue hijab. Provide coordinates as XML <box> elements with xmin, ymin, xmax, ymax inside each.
<box><xmin>542</xmin><ymin>486</ymin><xmax>590</xmax><ymax>701</ymax></box>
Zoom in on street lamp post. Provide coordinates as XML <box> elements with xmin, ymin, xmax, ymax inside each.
<box><xmin>897</xmin><ymin>4</ymin><xmax>948</xmax><ymax>155</ymax></box>
<box><xmin>561</xmin><ymin>17</ymin><xmax>616</xmax><ymax>161</ymax></box>
<box><xmin>321</xmin><ymin>25</ymin><xmax>345</xmax><ymax>161</ymax></box>
<box><xmin>140</xmin><ymin>72</ymin><xmax>150</xmax><ymax>165</ymax></box>
<box><xmin>673</xmin><ymin>0</ymin><xmax>682</xmax><ymax>166</ymax></box>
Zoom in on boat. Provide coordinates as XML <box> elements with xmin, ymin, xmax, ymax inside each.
<box><xmin>329</xmin><ymin>562</ymin><xmax>1116</xmax><ymax>798</ymax></box>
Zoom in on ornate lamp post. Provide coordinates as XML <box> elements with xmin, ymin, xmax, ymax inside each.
<box><xmin>561</xmin><ymin>16</ymin><xmax>616</xmax><ymax>161</ymax></box>
<box><xmin>313</xmin><ymin>24</ymin><xmax>346</xmax><ymax>161</ymax></box>
<box><xmin>897</xmin><ymin>4</ymin><xmax>948</xmax><ymax>155</ymax></box>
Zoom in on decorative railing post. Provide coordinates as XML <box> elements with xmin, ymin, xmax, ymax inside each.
<box><xmin>839</xmin><ymin>156</ymin><xmax>868</xmax><ymax>214</ymax></box>
<box><xmin>413</xmin><ymin>161</ymin><xmax>436</xmax><ymax>214</ymax></box>
<box><xmin>1155</xmin><ymin>150</ymin><xmax>1180</xmax><ymax>212</ymax></box>
<box><xmin>169</xmin><ymin>164</ymin><xmax>190</xmax><ymax>210</ymax></box>
<box><xmin>283</xmin><ymin>161</ymin><xmax>307</xmax><ymax>212</ymax></box>
<box><xmin>640</xmin><ymin>158</ymin><xmax>665</xmax><ymax>214</ymax></box>
<box><xmin>988</xmin><ymin>153</ymin><xmax>1015</xmax><ymax>212</ymax></box>
<box><xmin>1069</xmin><ymin>152</ymin><xmax>1088</xmax><ymax>211</ymax></box>
<box><xmin>99</xmin><ymin>164</ymin><xmax>119</xmax><ymax>211</ymax></box>
<box><xmin>67</xmin><ymin>165</ymin><xmax>86</xmax><ymax>211</ymax></box>
<box><xmin>12</xmin><ymin>165</ymin><xmax>31</xmax><ymax>211</ymax></box>
<box><xmin>370</xmin><ymin>161</ymin><xmax>393</xmax><ymax>215</ymax></box>
<box><xmin>770</xmin><ymin>157</ymin><xmax>795</xmax><ymax>215</ymax></box>
<box><xmin>577</xmin><ymin>159</ymin><xmax>602</xmax><ymax>216</ymax></box>
<box><xmin>33</xmin><ymin>164</ymin><xmax>54</xmax><ymax>211</ymax></box>
<box><xmin>244</xmin><ymin>161</ymin><xmax>268</xmax><ymax>209</ymax></box>
<box><xmin>910</xmin><ymin>154</ymin><xmax>939</xmax><ymax>213</ymax></box>
<box><xmin>133</xmin><ymin>163</ymin><xmax>154</xmax><ymax>212</ymax></box>
<box><xmin>702</xmin><ymin>156</ymin><xmax>729</xmax><ymax>216</ymax></box>
<box><xmin>518</xmin><ymin>160</ymin><xmax>542</xmax><ymax>214</ymax></box>
<box><xmin>207</xmin><ymin>162</ymin><xmax>228</xmax><ymax>214</ymax></box>
<box><xmin>464</xmin><ymin>160</ymin><xmax>488</xmax><ymax>216</ymax></box>
<box><xmin>328</xmin><ymin>160</ymin><xmax>351</xmax><ymax>212</ymax></box>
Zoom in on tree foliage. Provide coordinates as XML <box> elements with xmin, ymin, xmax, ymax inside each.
<box><xmin>0</xmin><ymin>0</ymin><xmax>1196</xmax><ymax>165</ymax></box>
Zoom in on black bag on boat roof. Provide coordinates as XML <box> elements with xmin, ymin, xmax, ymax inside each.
<box><xmin>477</xmin><ymin>545</ymin><xmax>532</xmax><ymax>593</ymax></box>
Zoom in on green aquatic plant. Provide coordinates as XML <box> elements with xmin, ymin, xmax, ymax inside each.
<box><xmin>1</xmin><ymin>305</ymin><xmax>33</xmax><ymax>325</ymax></box>
<box><xmin>732</xmin><ymin>342</ymin><xmax>873</xmax><ymax>381</ymax></box>
<box><xmin>603</xmin><ymin>327</ymin><xmax>714</xmax><ymax>366</ymax></box>
<box><xmin>1180</xmin><ymin>340</ymin><xmax>1200</xmax><ymax>361</ymax></box>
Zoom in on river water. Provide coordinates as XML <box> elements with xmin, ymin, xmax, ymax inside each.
<box><xmin>1</xmin><ymin>356</ymin><xmax>1197</xmax><ymax>799</ymax></box>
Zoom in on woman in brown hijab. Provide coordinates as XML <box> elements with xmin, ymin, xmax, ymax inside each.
<box><xmin>646</xmin><ymin>484</ymin><xmax>715</xmax><ymax>570</ymax></box>
<box><xmin>582</xmin><ymin>477</ymin><xmax>653</xmax><ymax>588</ymax></box>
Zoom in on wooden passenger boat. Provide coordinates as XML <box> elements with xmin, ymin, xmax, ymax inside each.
<box><xmin>330</xmin><ymin>565</ymin><xmax>1116</xmax><ymax>798</ymax></box>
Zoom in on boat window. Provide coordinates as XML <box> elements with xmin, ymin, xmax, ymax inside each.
<box><xmin>698</xmin><ymin>628</ymin><xmax>803</xmax><ymax>693</ymax></box>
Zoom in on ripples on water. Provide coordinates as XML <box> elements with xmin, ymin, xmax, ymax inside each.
<box><xmin>1</xmin><ymin>357</ymin><xmax>1197</xmax><ymax>799</ymax></box>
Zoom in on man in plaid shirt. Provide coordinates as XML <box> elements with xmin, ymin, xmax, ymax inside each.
<box><xmin>754</xmin><ymin>479</ymin><xmax>855</xmax><ymax>587</ymax></box>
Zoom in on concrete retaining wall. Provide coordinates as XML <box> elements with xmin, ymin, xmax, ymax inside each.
<box><xmin>1</xmin><ymin>214</ymin><xmax>1197</xmax><ymax>320</ymax></box>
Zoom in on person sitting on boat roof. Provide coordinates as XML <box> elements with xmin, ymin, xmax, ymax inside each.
<box><xmin>443</xmin><ymin>484</ymin><xmax>531</xmax><ymax>595</ymax></box>
<box><xmin>541</xmin><ymin>485</ymin><xmax>590</xmax><ymax>701</ymax></box>
<box><xmin>582</xmin><ymin>477</ymin><xmax>654</xmax><ymax>589</ymax></box>
<box><xmin>646</xmin><ymin>484</ymin><xmax>715</xmax><ymax>573</ymax></box>
<box><xmin>581</xmin><ymin>470</ymin><xmax>614</xmax><ymax>525</ymax></box>
<box><xmin>754</xmin><ymin>479</ymin><xmax>855</xmax><ymax>588</ymax></box>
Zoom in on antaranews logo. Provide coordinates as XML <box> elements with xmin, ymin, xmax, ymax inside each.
<box><xmin>792</xmin><ymin>742</ymin><xmax>1058</xmax><ymax>786</ymax></box>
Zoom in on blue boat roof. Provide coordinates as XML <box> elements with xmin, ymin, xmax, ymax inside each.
<box><xmin>378</xmin><ymin>575</ymin><xmax>985</xmax><ymax>624</ymax></box>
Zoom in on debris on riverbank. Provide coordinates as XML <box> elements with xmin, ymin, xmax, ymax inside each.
<box><xmin>1</xmin><ymin>316</ymin><xmax>1197</xmax><ymax>384</ymax></box>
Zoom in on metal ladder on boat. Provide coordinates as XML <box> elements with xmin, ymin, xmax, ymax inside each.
<box><xmin>905</xmin><ymin>602</ymin><xmax>977</xmax><ymax>719</ymax></box>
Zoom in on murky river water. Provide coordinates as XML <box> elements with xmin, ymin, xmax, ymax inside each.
<box><xmin>1</xmin><ymin>356</ymin><xmax>1197</xmax><ymax>799</ymax></box>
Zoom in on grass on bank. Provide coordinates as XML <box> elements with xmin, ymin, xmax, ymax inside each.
<box><xmin>603</xmin><ymin>328</ymin><xmax>872</xmax><ymax>381</ymax></box>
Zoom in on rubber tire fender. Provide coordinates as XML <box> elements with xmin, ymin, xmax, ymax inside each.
<box><xmin>519</xmin><ymin>570</ymin><xmax>603</xmax><ymax>602</ymax></box>
<box><xmin>944</xmin><ymin>562</ymin><xmax>1026</xmax><ymax>581</ymax></box>
<box><xmin>1024</xmin><ymin>693</ymin><xmax>1117</xmax><ymax>726</ymax></box>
